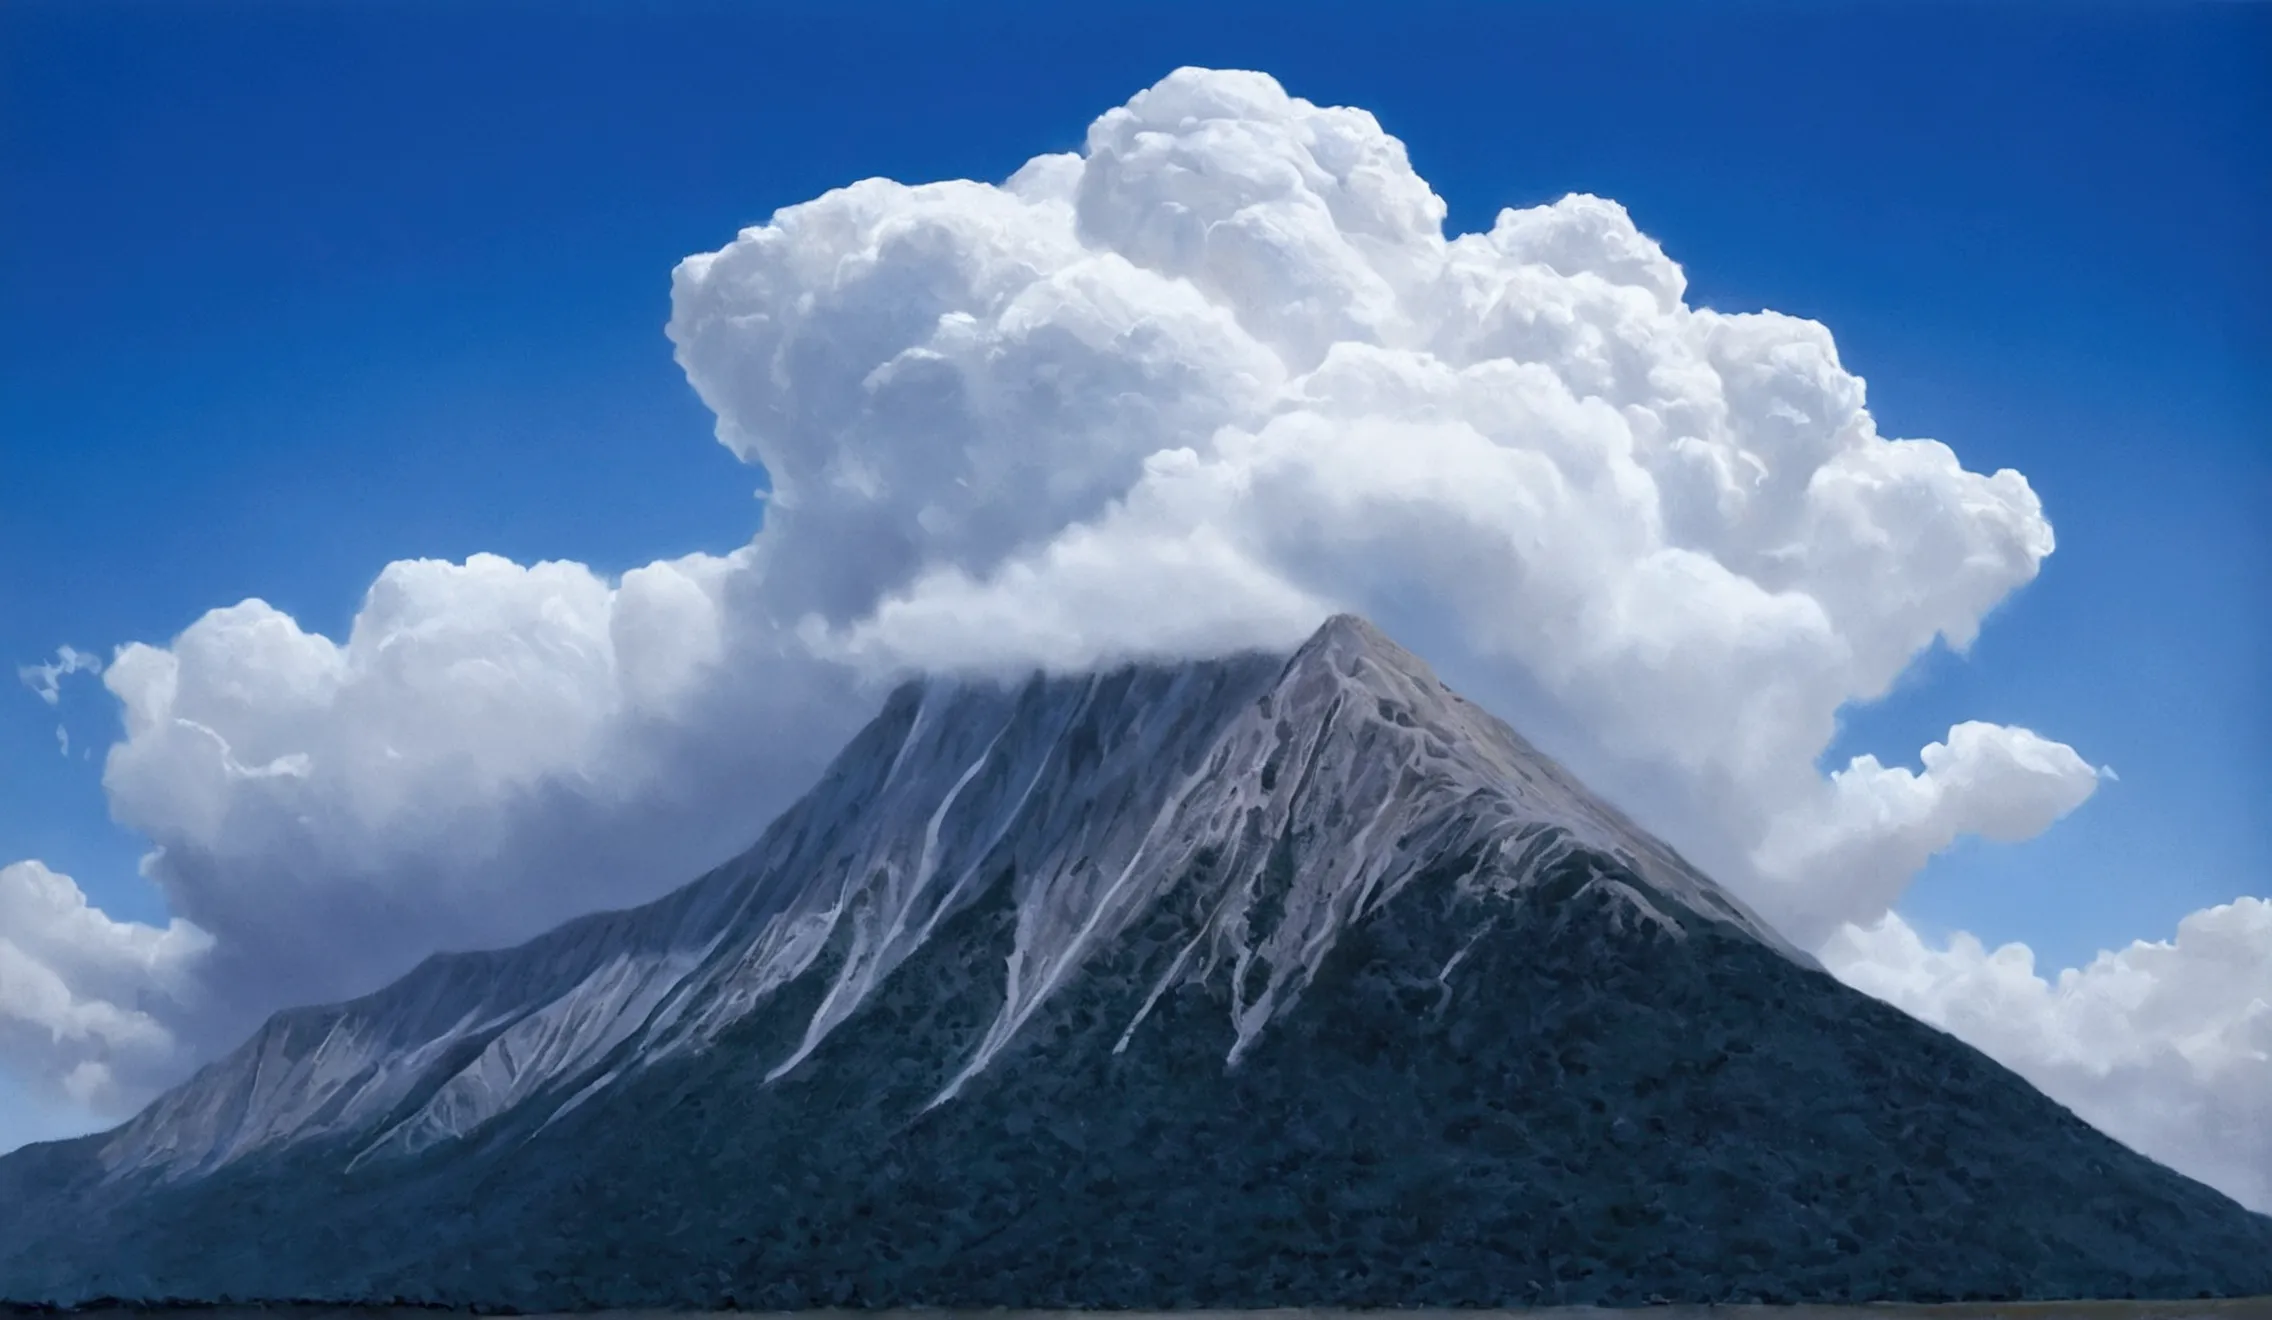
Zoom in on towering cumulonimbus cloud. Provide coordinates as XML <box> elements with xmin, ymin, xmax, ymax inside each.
<box><xmin>673</xmin><ymin>68</ymin><xmax>2093</xmax><ymax>945</ymax></box>
<box><xmin>11</xmin><ymin>66</ymin><xmax>2246</xmax><ymax>1206</ymax></box>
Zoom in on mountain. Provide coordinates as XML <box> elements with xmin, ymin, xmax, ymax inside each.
<box><xmin>2</xmin><ymin>616</ymin><xmax>2267</xmax><ymax>1308</ymax></box>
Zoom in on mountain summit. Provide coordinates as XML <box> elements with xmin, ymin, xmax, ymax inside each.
<box><xmin>3</xmin><ymin>616</ymin><xmax>2267</xmax><ymax>1307</ymax></box>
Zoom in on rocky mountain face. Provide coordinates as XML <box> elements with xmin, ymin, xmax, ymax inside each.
<box><xmin>2</xmin><ymin>616</ymin><xmax>2267</xmax><ymax>1308</ymax></box>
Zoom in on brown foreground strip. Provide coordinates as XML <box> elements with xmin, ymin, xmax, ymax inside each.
<box><xmin>18</xmin><ymin>1304</ymin><xmax>2272</xmax><ymax>1320</ymax></box>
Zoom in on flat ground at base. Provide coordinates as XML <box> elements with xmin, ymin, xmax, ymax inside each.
<box><xmin>24</xmin><ymin>1304</ymin><xmax>2272</xmax><ymax>1319</ymax></box>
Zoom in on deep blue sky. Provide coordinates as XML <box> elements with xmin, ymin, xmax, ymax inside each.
<box><xmin>3</xmin><ymin>1</ymin><xmax>2265</xmax><ymax>988</ymax></box>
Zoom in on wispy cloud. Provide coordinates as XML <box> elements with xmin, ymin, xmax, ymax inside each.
<box><xmin>18</xmin><ymin>645</ymin><xmax>102</xmax><ymax>707</ymax></box>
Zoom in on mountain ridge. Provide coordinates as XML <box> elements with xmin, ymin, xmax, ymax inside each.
<box><xmin>3</xmin><ymin>614</ymin><xmax>2267</xmax><ymax>1307</ymax></box>
<box><xmin>70</xmin><ymin>615</ymin><xmax>1796</xmax><ymax>1187</ymax></box>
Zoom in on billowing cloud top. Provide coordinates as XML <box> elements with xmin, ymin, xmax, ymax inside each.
<box><xmin>13</xmin><ymin>66</ymin><xmax>2210</xmax><ymax>1196</ymax></box>
<box><xmin>665</xmin><ymin>67</ymin><xmax>2088</xmax><ymax>942</ymax></box>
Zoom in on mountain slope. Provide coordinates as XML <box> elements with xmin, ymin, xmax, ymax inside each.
<box><xmin>2</xmin><ymin>616</ymin><xmax>2267</xmax><ymax>1307</ymax></box>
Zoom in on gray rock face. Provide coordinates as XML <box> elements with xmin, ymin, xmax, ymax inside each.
<box><xmin>2</xmin><ymin>616</ymin><xmax>2267</xmax><ymax>1307</ymax></box>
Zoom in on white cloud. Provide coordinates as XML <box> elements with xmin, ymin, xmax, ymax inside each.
<box><xmin>1755</xmin><ymin>722</ymin><xmax>2103</xmax><ymax>945</ymax></box>
<box><xmin>5</xmin><ymin>68</ymin><xmax>2117</xmax><ymax>1127</ymax></box>
<box><xmin>18</xmin><ymin>645</ymin><xmax>102</xmax><ymax>706</ymax></box>
<box><xmin>92</xmin><ymin>550</ymin><xmax>869</xmax><ymax>1036</ymax></box>
<box><xmin>719</xmin><ymin>67</ymin><xmax>2086</xmax><ymax>937</ymax></box>
<box><xmin>1824</xmin><ymin>899</ymin><xmax>2272</xmax><ymax>1213</ymax></box>
<box><xmin>0</xmin><ymin>861</ymin><xmax>211</xmax><ymax>1115</ymax></box>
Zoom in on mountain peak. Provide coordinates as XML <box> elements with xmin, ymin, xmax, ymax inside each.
<box><xmin>1288</xmin><ymin>611</ymin><xmax>1438</xmax><ymax>692</ymax></box>
<box><xmin>1303</xmin><ymin>608</ymin><xmax>1397</xmax><ymax>653</ymax></box>
<box><xmin>8</xmin><ymin>615</ymin><xmax>2267</xmax><ymax>1308</ymax></box>
<box><xmin>64</xmin><ymin>613</ymin><xmax>1788</xmax><ymax>1187</ymax></box>
<box><xmin>1277</xmin><ymin>612</ymin><xmax>1801</xmax><ymax>960</ymax></box>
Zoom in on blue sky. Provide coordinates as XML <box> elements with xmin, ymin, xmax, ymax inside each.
<box><xmin>2</xmin><ymin>2</ymin><xmax>2265</xmax><ymax>1141</ymax></box>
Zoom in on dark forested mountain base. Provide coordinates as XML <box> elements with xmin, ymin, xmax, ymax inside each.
<box><xmin>3</xmin><ymin>619</ymin><xmax>2267</xmax><ymax>1307</ymax></box>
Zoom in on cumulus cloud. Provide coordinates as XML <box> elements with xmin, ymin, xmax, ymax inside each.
<box><xmin>695</xmin><ymin>67</ymin><xmax>2085</xmax><ymax>937</ymax></box>
<box><xmin>6</xmin><ymin>68</ymin><xmax>2116</xmax><ymax>1123</ymax></box>
<box><xmin>0</xmin><ymin>861</ymin><xmax>211</xmax><ymax>1114</ymax></box>
<box><xmin>92</xmin><ymin>550</ymin><xmax>868</xmax><ymax>1034</ymax></box>
<box><xmin>1824</xmin><ymin>900</ymin><xmax>2272</xmax><ymax>1213</ymax></box>
<box><xmin>1756</xmin><ymin>722</ymin><xmax>2103</xmax><ymax>945</ymax></box>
